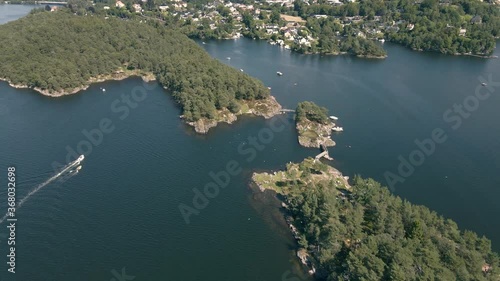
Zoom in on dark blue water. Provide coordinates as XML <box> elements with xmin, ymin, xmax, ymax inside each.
<box><xmin>1</xmin><ymin>7</ymin><xmax>500</xmax><ymax>281</ymax></box>
<box><xmin>200</xmin><ymin>38</ymin><xmax>500</xmax><ymax>249</ymax></box>
<box><xmin>0</xmin><ymin>79</ymin><xmax>313</xmax><ymax>281</ymax></box>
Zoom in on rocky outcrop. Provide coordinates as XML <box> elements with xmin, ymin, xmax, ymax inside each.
<box><xmin>187</xmin><ymin>119</ymin><xmax>219</xmax><ymax>134</ymax></box>
<box><xmin>186</xmin><ymin>96</ymin><xmax>282</xmax><ymax>134</ymax></box>
<box><xmin>296</xmin><ymin>119</ymin><xmax>336</xmax><ymax>148</ymax></box>
<box><xmin>186</xmin><ymin>108</ymin><xmax>238</xmax><ymax>134</ymax></box>
<box><xmin>246</xmin><ymin>96</ymin><xmax>282</xmax><ymax>119</ymax></box>
<box><xmin>297</xmin><ymin>249</ymin><xmax>316</xmax><ymax>275</ymax></box>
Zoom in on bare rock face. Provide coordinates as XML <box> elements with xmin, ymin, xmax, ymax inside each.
<box><xmin>247</xmin><ymin>96</ymin><xmax>282</xmax><ymax>119</ymax></box>
<box><xmin>296</xmin><ymin>119</ymin><xmax>336</xmax><ymax>148</ymax></box>
<box><xmin>188</xmin><ymin>119</ymin><xmax>218</xmax><ymax>134</ymax></box>
<box><xmin>218</xmin><ymin>109</ymin><xmax>238</xmax><ymax>124</ymax></box>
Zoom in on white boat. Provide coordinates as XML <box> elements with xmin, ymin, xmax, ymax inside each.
<box><xmin>329</xmin><ymin>116</ymin><xmax>338</xmax><ymax>120</ymax></box>
<box><xmin>226</xmin><ymin>57</ymin><xmax>231</xmax><ymax>60</ymax></box>
<box><xmin>379</xmin><ymin>39</ymin><xmax>385</xmax><ymax>43</ymax></box>
<box><xmin>70</xmin><ymin>165</ymin><xmax>82</xmax><ymax>174</ymax></box>
<box><xmin>240</xmin><ymin>69</ymin><xmax>244</xmax><ymax>72</ymax></box>
<box><xmin>332</xmin><ymin>126</ymin><xmax>343</xmax><ymax>132</ymax></box>
<box><xmin>202</xmin><ymin>42</ymin><xmax>206</xmax><ymax>44</ymax></box>
<box><xmin>102</xmin><ymin>88</ymin><xmax>106</xmax><ymax>92</ymax></box>
<box><xmin>482</xmin><ymin>82</ymin><xmax>487</xmax><ymax>86</ymax></box>
<box><xmin>77</xmin><ymin>154</ymin><xmax>85</xmax><ymax>163</ymax></box>
<box><xmin>267</xmin><ymin>87</ymin><xmax>272</xmax><ymax>90</ymax></box>
<box><xmin>277</xmin><ymin>71</ymin><xmax>283</xmax><ymax>76</ymax></box>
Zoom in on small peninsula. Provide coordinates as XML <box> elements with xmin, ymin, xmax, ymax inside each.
<box><xmin>0</xmin><ymin>10</ymin><xmax>281</xmax><ymax>133</ymax></box>
<box><xmin>295</xmin><ymin>101</ymin><xmax>339</xmax><ymax>148</ymax></box>
<box><xmin>252</xmin><ymin>158</ymin><xmax>500</xmax><ymax>280</ymax></box>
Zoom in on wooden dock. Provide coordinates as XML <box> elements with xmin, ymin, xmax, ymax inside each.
<box><xmin>315</xmin><ymin>151</ymin><xmax>333</xmax><ymax>161</ymax></box>
<box><xmin>315</xmin><ymin>143</ymin><xmax>333</xmax><ymax>161</ymax></box>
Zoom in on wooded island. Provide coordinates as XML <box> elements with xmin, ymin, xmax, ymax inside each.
<box><xmin>0</xmin><ymin>10</ymin><xmax>281</xmax><ymax>133</ymax></box>
<box><xmin>253</xmin><ymin>158</ymin><xmax>500</xmax><ymax>280</ymax></box>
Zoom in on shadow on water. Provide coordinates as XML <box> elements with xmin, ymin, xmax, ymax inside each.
<box><xmin>246</xmin><ymin>176</ymin><xmax>315</xmax><ymax>281</ymax></box>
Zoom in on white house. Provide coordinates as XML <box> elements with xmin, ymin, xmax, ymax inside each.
<box><xmin>132</xmin><ymin>3</ymin><xmax>141</xmax><ymax>12</ymax></box>
<box><xmin>115</xmin><ymin>0</ymin><xmax>125</xmax><ymax>8</ymax></box>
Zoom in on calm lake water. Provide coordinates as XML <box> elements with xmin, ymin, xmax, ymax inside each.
<box><xmin>0</xmin><ymin>4</ymin><xmax>39</xmax><ymax>24</ymax></box>
<box><xmin>1</xmin><ymin>7</ymin><xmax>500</xmax><ymax>281</ymax></box>
<box><xmin>201</xmin><ymin>38</ymin><xmax>500</xmax><ymax>245</ymax></box>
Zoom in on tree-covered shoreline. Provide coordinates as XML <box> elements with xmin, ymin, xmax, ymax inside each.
<box><xmin>253</xmin><ymin>158</ymin><xmax>500</xmax><ymax>280</ymax></box>
<box><xmin>93</xmin><ymin>0</ymin><xmax>499</xmax><ymax>58</ymax></box>
<box><xmin>4</xmin><ymin>0</ymin><xmax>500</xmax><ymax>58</ymax></box>
<box><xmin>0</xmin><ymin>10</ymin><xmax>281</xmax><ymax>132</ymax></box>
<box><xmin>296</xmin><ymin>101</ymin><xmax>330</xmax><ymax>125</ymax></box>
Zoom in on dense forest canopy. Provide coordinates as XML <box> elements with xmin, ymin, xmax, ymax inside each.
<box><xmin>54</xmin><ymin>0</ymin><xmax>499</xmax><ymax>57</ymax></box>
<box><xmin>291</xmin><ymin>0</ymin><xmax>500</xmax><ymax>56</ymax></box>
<box><xmin>151</xmin><ymin>0</ymin><xmax>500</xmax><ymax>56</ymax></box>
<box><xmin>257</xmin><ymin>159</ymin><xmax>500</xmax><ymax>280</ymax></box>
<box><xmin>0</xmin><ymin>10</ymin><xmax>270</xmax><ymax>121</ymax></box>
<box><xmin>296</xmin><ymin>101</ymin><xmax>330</xmax><ymax>124</ymax></box>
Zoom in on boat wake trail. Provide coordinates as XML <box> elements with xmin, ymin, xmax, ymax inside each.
<box><xmin>0</xmin><ymin>155</ymin><xmax>85</xmax><ymax>224</ymax></box>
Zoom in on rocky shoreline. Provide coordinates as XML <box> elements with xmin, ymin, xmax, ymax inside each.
<box><xmin>0</xmin><ymin>69</ymin><xmax>156</xmax><ymax>98</ymax></box>
<box><xmin>2</xmin><ymin>69</ymin><xmax>281</xmax><ymax>134</ymax></box>
<box><xmin>454</xmin><ymin>53</ymin><xmax>499</xmax><ymax>59</ymax></box>
<box><xmin>356</xmin><ymin>54</ymin><xmax>388</xmax><ymax>59</ymax></box>
<box><xmin>185</xmin><ymin>95</ymin><xmax>282</xmax><ymax>134</ymax></box>
<box><xmin>251</xmin><ymin>159</ymin><xmax>351</xmax><ymax>278</ymax></box>
<box><xmin>296</xmin><ymin>50</ymin><xmax>387</xmax><ymax>59</ymax></box>
<box><xmin>296</xmin><ymin>119</ymin><xmax>337</xmax><ymax>148</ymax></box>
<box><xmin>409</xmin><ymin>47</ymin><xmax>498</xmax><ymax>59</ymax></box>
